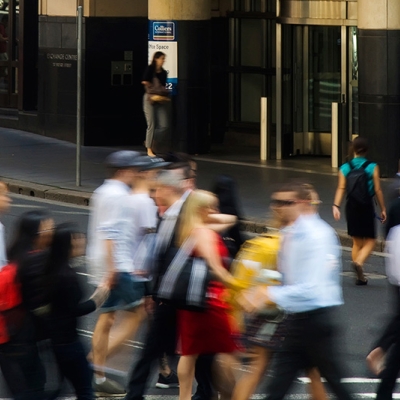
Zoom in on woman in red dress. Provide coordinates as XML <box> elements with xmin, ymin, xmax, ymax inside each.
<box><xmin>176</xmin><ymin>190</ymin><xmax>240</xmax><ymax>400</ymax></box>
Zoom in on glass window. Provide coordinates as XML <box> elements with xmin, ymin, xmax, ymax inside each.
<box><xmin>241</xmin><ymin>73</ymin><xmax>263</xmax><ymax>122</ymax></box>
<box><xmin>308</xmin><ymin>26</ymin><xmax>341</xmax><ymax>132</ymax></box>
<box><xmin>241</xmin><ymin>19</ymin><xmax>264</xmax><ymax>67</ymax></box>
<box><xmin>350</xmin><ymin>27</ymin><xmax>358</xmax><ymax>136</ymax></box>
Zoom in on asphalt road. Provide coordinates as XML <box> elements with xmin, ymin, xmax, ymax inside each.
<box><xmin>0</xmin><ymin>194</ymin><xmax>396</xmax><ymax>399</ymax></box>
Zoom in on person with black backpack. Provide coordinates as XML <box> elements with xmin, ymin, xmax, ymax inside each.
<box><xmin>332</xmin><ymin>136</ymin><xmax>386</xmax><ymax>285</ymax></box>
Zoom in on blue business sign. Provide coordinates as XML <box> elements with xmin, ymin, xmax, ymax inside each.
<box><xmin>148</xmin><ymin>21</ymin><xmax>178</xmax><ymax>95</ymax></box>
<box><xmin>150</xmin><ymin>21</ymin><xmax>176</xmax><ymax>41</ymax></box>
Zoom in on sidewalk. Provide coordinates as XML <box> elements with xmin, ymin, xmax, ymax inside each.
<box><xmin>0</xmin><ymin>127</ymin><xmax>391</xmax><ymax>249</ymax></box>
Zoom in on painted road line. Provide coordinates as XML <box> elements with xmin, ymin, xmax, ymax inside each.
<box><xmin>341</xmin><ymin>246</ymin><xmax>388</xmax><ymax>258</ymax></box>
<box><xmin>0</xmin><ymin>394</ymin><xmax>398</xmax><ymax>400</ymax></box>
<box><xmin>77</xmin><ymin>328</ymin><xmax>144</xmax><ymax>349</ymax></box>
<box><xmin>297</xmin><ymin>377</ymin><xmax>400</xmax><ymax>384</ymax></box>
<box><xmin>194</xmin><ymin>157</ymin><xmax>337</xmax><ymax>177</ymax></box>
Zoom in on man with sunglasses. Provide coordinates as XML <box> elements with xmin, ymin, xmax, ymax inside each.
<box><xmin>241</xmin><ymin>182</ymin><xmax>352</xmax><ymax>400</ymax></box>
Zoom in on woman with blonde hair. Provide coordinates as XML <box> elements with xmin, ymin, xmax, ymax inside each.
<box><xmin>175</xmin><ymin>190</ymin><xmax>239</xmax><ymax>400</ymax></box>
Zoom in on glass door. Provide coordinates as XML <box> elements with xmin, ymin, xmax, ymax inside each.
<box><xmin>0</xmin><ymin>0</ymin><xmax>18</xmax><ymax>108</ymax></box>
<box><xmin>283</xmin><ymin>25</ymin><xmax>342</xmax><ymax>156</ymax></box>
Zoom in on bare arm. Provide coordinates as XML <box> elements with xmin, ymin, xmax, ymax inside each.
<box><xmin>105</xmin><ymin>239</ymin><xmax>118</xmax><ymax>288</ymax></box>
<box><xmin>332</xmin><ymin>171</ymin><xmax>346</xmax><ymax>221</ymax></box>
<box><xmin>193</xmin><ymin>228</ymin><xmax>232</xmax><ymax>284</ymax></box>
<box><xmin>206</xmin><ymin>213</ymin><xmax>237</xmax><ymax>233</ymax></box>
<box><xmin>373</xmin><ymin>165</ymin><xmax>387</xmax><ymax>222</ymax></box>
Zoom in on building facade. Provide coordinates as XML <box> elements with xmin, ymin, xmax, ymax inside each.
<box><xmin>0</xmin><ymin>0</ymin><xmax>399</xmax><ymax>175</ymax></box>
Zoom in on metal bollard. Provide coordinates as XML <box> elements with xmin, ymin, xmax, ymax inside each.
<box><xmin>331</xmin><ymin>102</ymin><xmax>339</xmax><ymax>168</ymax></box>
<box><xmin>260</xmin><ymin>97</ymin><xmax>268</xmax><ymax>161</ymax></box>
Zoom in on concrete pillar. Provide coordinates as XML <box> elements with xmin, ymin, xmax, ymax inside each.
<box><xmin>149</xmin><ymin>0</ymin><xmax>211</xmax><ymax>154</ymax></box>
<box><xmin>358</xmin><ymin>0</ymin><xmax>400</xmax><ymax>176</ymax></box>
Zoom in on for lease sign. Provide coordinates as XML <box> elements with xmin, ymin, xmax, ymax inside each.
<box><xmin>148</xmin><ymin>21</ymin><xmax>178</xmax><ymax>95</ymax></box>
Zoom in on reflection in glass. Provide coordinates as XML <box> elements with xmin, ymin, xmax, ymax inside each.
<box><xmin>350</xmin><ymin>27</ymin><xmax>358</xmax><ymax>135</ymax></box>
<box><xmin>308</xmin><ymin>26</ymin><xmax>341</xmax><ymax>132</ymax></box>
<box><xmin>241</xmin><ymin>19</ymin><xmax>263</xmax><ymax>67</ymax></box>
<box><xmin>241</xmin><ymin>73</ymin><xmax>263</xmax><ymax>122</ymax></box>
<box><xmin>0</xmin><ymin>12</ymin><xmax>8</xmax><ymax>92</ymax></box>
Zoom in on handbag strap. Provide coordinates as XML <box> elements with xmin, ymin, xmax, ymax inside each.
<box><xmin>157</xmin><ymin>236</ymin><xmax>196</xmax><ymax>298</ymax></box>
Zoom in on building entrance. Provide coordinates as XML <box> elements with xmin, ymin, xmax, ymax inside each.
<box><xmin>281</xmin><ymin>24</ymin><xmax>359</xmax><ymax>159</ymax></box>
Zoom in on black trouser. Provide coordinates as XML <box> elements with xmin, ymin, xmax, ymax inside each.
<box><xmin>52</xmin><ymin>339</ymin><xmax>94</xmax><ymax>400</ymax></box>
<box><xmin>193</xmin><ymin>354</ymin><xmax>216</xmax><ymax>400</ymax></box>
<box><xmin>0</xmin><ymin>340</ymin><xmax>46</xmax><ymax>400</ymax></box>
<box><xmin>125</xmin><ymin>302</ymin><xmax>178</xmax><ymax>400</ymax></box>
<box><xmin>374</xmin><ymin>285</ymin><xmax>400</xmax><ymax>399</ymax></box>
<box><xmin>264</xmin><ymin>307</ymin><xmax>352</xmax><ymax>400</ymax></box>
<box><xmin>374</xmin><ymin>284</ymin><xmax>400</xmax><ymax>352</ymax></box>
<box><xmin>376</xmin><ymin>339</ymin><xmax>400</xmax><ymax>399</ymax></box>
<box><xmin>125</xmin><ymin>302</ymin><xmax>215</xmax><ymax>400</ymax></box>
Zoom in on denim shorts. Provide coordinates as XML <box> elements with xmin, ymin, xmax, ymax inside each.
<box><xmin>100</xmin><ymin>272</ymin><xmax>146</xmax><ymax>313</ymax></box>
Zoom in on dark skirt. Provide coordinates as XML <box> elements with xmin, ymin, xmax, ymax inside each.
<box><xmin>345</xmin><ymin>199</ymin><xmax>376</xmax><ymax>239</ymax></box>
<box><xmin>244</xmin><ymin>312</ymin><xmax>287</xmax><ymax>350</ymax></box>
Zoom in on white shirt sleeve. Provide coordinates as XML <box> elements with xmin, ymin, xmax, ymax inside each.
<box><xmin>386</xmin><ymin>226</ymin><xmax>400</xmax><ymax>286</ymax></box>
<box><xmin>0</xmin><ymin>223</ymin><xmax>6</xmax><ymax>269</ymax></box>
<box><xmin>98</xmin><ymin>194</ymin><xmax>128</xmax><ymax>240</ymax></box>
<box><xmin>137</xmin><ymin>197</ymin><xmax>157</xmax><ymax>230</ymax></box>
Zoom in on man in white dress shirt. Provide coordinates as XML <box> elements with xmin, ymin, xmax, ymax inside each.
<box><xmin>241</xmin><ymin>182</ymin><xmax>352</xmax><ymax>400</ymax></box>
<box><xmin>0</xmin><ymin>181</ymin><xmax>11</xmax><ymax>269</ymax></box>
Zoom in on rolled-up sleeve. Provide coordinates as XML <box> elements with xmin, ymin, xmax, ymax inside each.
<box><xmin>97</xmin><ymin>195</ymin><xmax>128</xmax><ymax>240</ymax></box>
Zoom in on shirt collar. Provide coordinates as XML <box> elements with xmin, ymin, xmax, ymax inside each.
<box><xmin>105</xmin><ymin>179</ymin><xmax>131</xmax><ymax>192</ymax></box>
<box><xmin>163</xmin><ymin>191</ymin><xmax>191</xmax><ymax>218</ymax></box>
<box><xmin>164</xmin><ymin>199</ymin><xmax>184</xmax><ymax>218</ymax></box>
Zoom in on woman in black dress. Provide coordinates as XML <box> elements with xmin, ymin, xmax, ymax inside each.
<box><xmin>332</xmin><ymin>137</ymin><xmax>386</xmax><ymax>284</ymax></box>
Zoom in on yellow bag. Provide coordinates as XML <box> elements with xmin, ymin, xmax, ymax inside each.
<box><xmin>230</xmin><ymin>233</ymin><xmax>281</xmax><ymax>286</ymax></box>
<box><xmin>227</xmin><ymin>233</ymin><xmax>282</xmax><ymax>332</ymax></box>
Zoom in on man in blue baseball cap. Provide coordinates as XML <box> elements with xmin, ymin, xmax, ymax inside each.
<box><xmin>87</xmin><ymin>150</ymin><xmax>145</xmax><ymax>396</ymax></box>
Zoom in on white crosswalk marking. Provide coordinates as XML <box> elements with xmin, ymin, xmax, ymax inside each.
<box><xmin>297</xmin><ymin>377</ymin><xmax>400</xmax><ymax>384</ymax></box>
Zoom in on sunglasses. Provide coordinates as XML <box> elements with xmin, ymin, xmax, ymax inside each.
<box><xmin>270</xmin><ymin>199</ymin><xmax>298</xmax><ymax>207</ymax></box>
<box><xmin>270</xmin><ymin>199</ymin><xmax>323</xmax><ymax>207</ymax></box>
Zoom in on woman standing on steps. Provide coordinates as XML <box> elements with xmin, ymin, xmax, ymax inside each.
<box><xmin>142</xmin><ymin>51</ymin><xmax>171</xmax><ymax>157</ymax></box>
<box><xmin>332</xmin><ymin>136</ymin><xmax>386</xmax><ymax>285</ymax></box>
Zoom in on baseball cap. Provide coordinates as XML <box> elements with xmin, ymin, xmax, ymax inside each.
<box><xmin>135</xmin><ymin>155</ymin><xmax>171</xmax><ymax>171</ymax></box>
<box><xmin>105</xmin><ymin>151</ymin><xmax>142</xmax><ymax>168</ymax></box>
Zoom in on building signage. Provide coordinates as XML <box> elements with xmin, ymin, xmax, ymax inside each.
<box><xmin>148</xmin><ymin>21</ymin><xmax>177</xmax><ymax>95</ymax></box>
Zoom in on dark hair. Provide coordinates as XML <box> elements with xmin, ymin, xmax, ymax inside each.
<box><xmin>275</xmin><ymin>181</ymin><xmax>314</xmax><ymax>201</ymax></box>
<box><xmin>150</xmin><ymin>51</ymin><xmax>166</xmax><ymax>68</ymax></box>
<box><xmin>211</xmin><ymin>175</ymin><xmax>243</xmax><ymax>219</ymax></box>
<box><xmin>44</xmin><ymin>222</ymin><xmax>81</xmax><ymax>301</ymax></box>
<box><xmin>352</xmin><ymin>136</ymin><xmax>369</xmax><ymax>156</ymax></box>
<box><xmin>7</xmin><ymin>210</ymin><xmax>52</xmax><ymax>264</ymax></box>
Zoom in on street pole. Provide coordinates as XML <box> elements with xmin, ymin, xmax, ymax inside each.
<box><xmin>76</xmin><ymin>5</ymin><xmax>83</xmax><ymax>187</ymax></box>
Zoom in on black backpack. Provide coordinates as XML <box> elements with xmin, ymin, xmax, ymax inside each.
<box><xmin>346</xmin><ymin>160</ymin><xmax>372</xmax><ymax>205</ymax></box>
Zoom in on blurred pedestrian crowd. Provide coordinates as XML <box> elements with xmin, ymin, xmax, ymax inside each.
<box><xmin>0</xmin><ymin>137</ymin><xmax>400</xmax><ymax>400</ymax></box>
